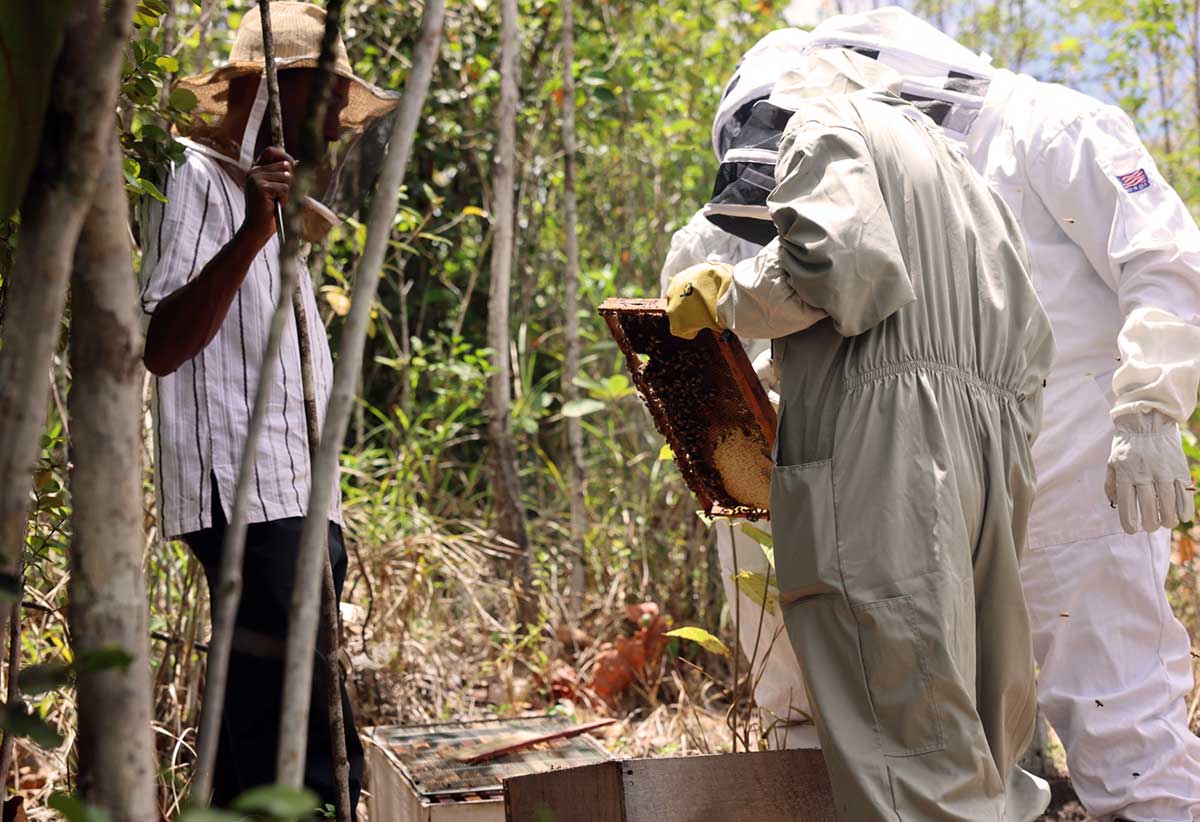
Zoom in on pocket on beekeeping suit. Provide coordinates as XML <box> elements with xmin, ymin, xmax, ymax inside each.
<box><xmin>851</xmin><ymin>593</ymin><xmax>946</xmax><ymax>757</ymax></box>
<box><xmin>770</xmin><ymin>456</ymin><xmax>842</xmax><ymax>605</ymax></box>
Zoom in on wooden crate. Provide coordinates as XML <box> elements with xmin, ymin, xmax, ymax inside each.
<box><xmin>504</xmin><ymin>749</ymin><xmax>836</xmax><ymax>822</ymax></box>
<box><xmin>599</xmin><ymin>298</ymin><xmax>775</xmax><ymax>520</ymax></box>
<box><xmin>365</xmin><ymin>717</ymin><xmax>612</xmax><ymax>822</ymax></box>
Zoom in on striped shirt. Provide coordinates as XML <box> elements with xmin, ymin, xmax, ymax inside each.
<box><xmin>140</xmin><ymin>143</ymin><xmax>342</xmax><ymax>540</ymax></box>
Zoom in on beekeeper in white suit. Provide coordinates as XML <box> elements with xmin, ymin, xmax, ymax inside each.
<box><xmin>666</xmin><ymin>47</ymin><xmax>1054</xmax><ymax>820</ymax></box>
<box><xmin>804</xmin><ymin>12</ymin><xmax>1200</xmax><ymax>822</ymax></box>
<box><xmin>658</xmin><ymin>28</ymin><xmax>821</xmax><ymax>752</ymax></box>
<box><xmin>696</xmin><ymin>8</ymin><xmax>1200</xmax><ymax>821</ymax></box>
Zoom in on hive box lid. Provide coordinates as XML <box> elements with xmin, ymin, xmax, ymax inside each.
<box><xmin>504</xmin><ymin>748</ymin><xmax>836</xmax><ymax>822</ymax></box>
<box><xmin>368</xmin><ymin>716</ymin><xmax>613</xmax><ymax>800</ymax></box>
<box><xmin>599</xmin><ymin>298</ymin><xmax>775</xmax><ymax>519</ymax></box>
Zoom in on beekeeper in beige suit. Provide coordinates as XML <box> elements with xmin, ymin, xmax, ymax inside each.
<box><xmin>666</xmin><ymin>50</ymin><xmax>1054</xmax><ymax>820</ymax></box>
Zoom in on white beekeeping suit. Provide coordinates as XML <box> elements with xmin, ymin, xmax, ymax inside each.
<box><xmin>659</xmin><ymin>27</ymin><xmax>821</xmax><ymax>752</ymax></box>
<box><xmin>660</xmin><ymin>210</ymin><xmax>819</xmax><ymax>751</ymax></box>
<box><xmin>790</xmin><ymin>10</ymin><xmax>1200</xmax><ymax>822</ymax></box>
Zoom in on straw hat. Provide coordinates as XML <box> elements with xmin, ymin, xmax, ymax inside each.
<box><xmin>176</xmin><ymin>2</ymin><xmax>399</xmax><ymax>134</ymax></box>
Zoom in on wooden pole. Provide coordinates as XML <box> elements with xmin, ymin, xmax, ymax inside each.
<box><xmin>276</xmin><ymin>0</ymin><xmax>445</xmax><ymax>791</ymax></box>
<box><xmin>190</xmin><ymin>3</ymin><xmax>352</xmax><ymax>817</ymax></box>
<box><xmin>258</xmin><ymin>3</ymin><xmax>354</xmax><ymax>816</ymax></box>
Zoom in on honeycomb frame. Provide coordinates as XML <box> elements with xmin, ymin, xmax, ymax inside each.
<box><xmin>599</xmin><ymin>298</ymin><xmax>776</xmax><ymax>520</ymax></box>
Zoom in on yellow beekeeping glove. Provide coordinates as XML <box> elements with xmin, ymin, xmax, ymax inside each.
<box><xmin>665</xmin><ymin>263</ymin><xmax>733</xmax><ymax>340</ymax></box>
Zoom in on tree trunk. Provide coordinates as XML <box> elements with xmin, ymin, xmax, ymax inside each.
<box><xmin>487</xmin><ymin>0</ymin><xmax>536</xmax><ymax>626</ymax></box>
<box><xmin>0</xmin><ymin>0</ymin><xmax>135</xmax><ymax>655</ymax></box>
<box><xmin>560</xmin><ymin>0</ymin><xmax>587</xmax><ymax>615</ymax></box>
<box><xmin>67</xmin><ymin>136</ymin><xmax>159</xmax><ymax>822</ymax></box>
<box><xmin>275</xmin><ymin>0</ymin><xmax>445</xmax><ymax>789</ymax></box>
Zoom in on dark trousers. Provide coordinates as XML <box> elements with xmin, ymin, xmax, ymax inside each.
<box><xmin>183</xmin><ymin>489</ymin><xmax>364</xmax><ymax>819</ymax></box>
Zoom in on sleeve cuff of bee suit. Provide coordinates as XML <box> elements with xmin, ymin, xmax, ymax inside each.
<box><xmin>1111</xmin><ymin>306</ymin><xmax>1200</xmax><ymax>424</ymax></box>
<box><xmin>718</xmin><ymin>242</ymin><xmax>827</xmax><ymax>340</ymax></box>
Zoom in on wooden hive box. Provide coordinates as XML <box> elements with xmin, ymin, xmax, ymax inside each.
<box><xmin>366</xmin><ymin>717</ymin><xmax>612</xmax><ymax>822</ymax></box>
<box><xmin>599</xmin><ymin>298</ymin><xmax>776</xmax><ymax>520</ymax></box>
<box><xmin>504</xmin><ymin>749</ymin><xmax>836</xmax><ymax>822</ymax></box>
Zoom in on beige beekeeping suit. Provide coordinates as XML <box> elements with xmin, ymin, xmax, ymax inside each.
<box><xmin>723</xmin><ymin>51</ymin><xmax>1055</xmax><ymax>820</ymax></box>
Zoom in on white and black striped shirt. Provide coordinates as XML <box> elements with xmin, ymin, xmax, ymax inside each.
<box><xmin>140</xmin><ymin>143</ymin><xmax>341</xmax><ymax>540</ymax></box>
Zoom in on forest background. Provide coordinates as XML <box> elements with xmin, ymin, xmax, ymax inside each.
<box><xmin>0</xmin><ymin>0</ymin><xmax>1199</xmax><ymax>818</ymax></box>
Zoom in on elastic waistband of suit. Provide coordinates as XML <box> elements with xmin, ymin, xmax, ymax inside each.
<box><xmin>844</xmin><ymin>359</ymin><xmax>1027</xmax><ymax>403</ymax></box>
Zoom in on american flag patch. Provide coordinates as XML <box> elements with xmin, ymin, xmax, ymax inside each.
<box><xmin>1116</xmin><ymin>168</ymin><xmax>1150</xmax><ymax>193</ymax></box>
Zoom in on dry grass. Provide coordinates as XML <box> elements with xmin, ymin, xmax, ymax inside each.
<box><xmin>3</xmin><ymin>497</ymin><xmax>1198</xmax><ymax>819</ymax></box>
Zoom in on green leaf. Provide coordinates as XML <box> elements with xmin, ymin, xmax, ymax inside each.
<box><xmin>134</xmin><ymin>5</ymin><xmax>164</xmax><ymax>27</ymax></box>
<box><xmin>602</xmin><ymin>374</ymin><xmax>632</xmax><ymax>399</ymax></box>
<box><xmin>139</xmin><ymin>178</ymin><xmax>168</xmax><ymax>203</ymax></box>
<box><xmin>232</xmin><ymin>784</ymin><xmax>320</xmax><ymax>819</ymax></box>
<box><xmin>20</xmin><ymin>662</ymin><xmax>73</xmax><ymax>695</ymax></box>
<box><xmin>561</xmin><ymin>398</ymin><xmax>606</xmax><ymax>418</ymax></box>
<box><xmin>48</xmin><ymin>795</ymin><xmax>111</xmax><ymax>822</ymax></box>
<box><xmin>665</xmin><ymin>626</ymin><xmax>731</xmax><ymax>657</ymax></box>
<box><xmin>169</xmin><ymin>88</ymin><xmax>198</xmax><ymax>113</ymax></box>
<box><xmin>178</xmin><ymin>809</ymin><xmax>241</xmax><ymax>822</ymax></box>
<box><xmin>136</xmin><ymin>123</ymin><xmax>169</xmax><ymax>143</ymax></box>
<box><xmin>73</xmin><ymin>645</ymin><xmax>135</xmax><ymax>673</ymax></box>
<box><xmin>736</xmin><ymin>522</ymin><xmax>774</xmax><ymax>568</ymax></box>
<box><xmin>0</xmin><ymin>702</ymin><xmax>62</xmax><ymax>749</ymax></box>
<box><xmin>732</xmin><ymin>570</ymin><xmax>778</xmax><ymax>615</ymax></box>
<box><xmin>155</xmin><ymin>55</ymin><xmax>180</xmax><ymax>73</ymax></box>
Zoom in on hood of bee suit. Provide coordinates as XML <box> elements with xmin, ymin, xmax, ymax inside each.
<box><xmin>805</xmin><ymin>7</ymin><xmax>995</xmax><ymax>141</ymax></box>
<box><xmin>711</xmin><ymin>28</ymin><xmax>813</xmax><ymax>162</ymax></box>
<box><xmin>705</xmin><ymin>48</ymin><xmax>906</xmax><ymax>245</ymax></box>
<box><xmin>806</xmin><ymin>6</ymin><xmax>992</xmax><ymax>78</ymax></box>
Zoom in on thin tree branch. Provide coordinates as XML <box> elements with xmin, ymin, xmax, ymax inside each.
<box><xmin>0</xmin><ymin>561</ymin><xmax>22</xmax><ymax>784</ymax></box>
<box><xmin>486</xmin><ymin>0</ymin><xmax>537</xmax><ymax>626</ymax></box>
<box><xmin>190</xmin><ymin>0</ymin><xmax>349</xmax><ymax>805</ymax></box>
<box><xmin>276</xmin><ymin>0</ymin><xmax>445</xmax><ymax>791</ymax></box>
<box><xmin>560</xmin><ymin>0</ymin><xmax>588</xmax><ymax>615</ymax></box>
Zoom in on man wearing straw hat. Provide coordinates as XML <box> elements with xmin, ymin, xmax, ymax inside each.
<box><xmin>139</xmin><ymin>3</ymin><xmax>398</xmax><ymax>814</ymax></box>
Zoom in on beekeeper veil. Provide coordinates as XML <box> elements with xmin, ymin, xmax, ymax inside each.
<box><xmin>705</xmin><ymin>42</ymin><xmax>905</xmax><ymax>244</ymax></box>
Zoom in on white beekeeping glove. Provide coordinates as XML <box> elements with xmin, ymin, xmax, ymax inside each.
<box><xmin>1105</xmin><ymin>410</ymin><xmax>1196</xmax><ymax>533</ymax></box>
<box><xmin>751</xmin><ymin>348</ymin><xmax>781</xmax><ymax>410</ymax></box>
<box><xmin>1104</xmin><ymin>306</ymin><xmax>1200</xmax><ymax>533</ymax></box>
